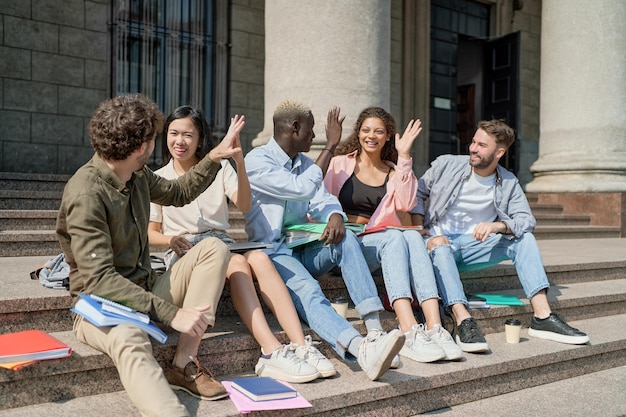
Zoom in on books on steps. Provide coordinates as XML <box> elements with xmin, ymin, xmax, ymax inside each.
<box><xmin>230</xmin><ymin>377</ymin><xmax>298</xmax><ymax>401</ymax></box>
<box><xmin>0</xmin><ymin>330</ymin><xmax>72</xmax><ymax>365</ymax></box>
<box><xmin>71</xmin><ymin>293</ymin><xmax>167</xmax><ymax>343</ymax></box>
<box><xmin>466</xmin><ymin>293</ymin><xmax>490</xmax><ymax>309</ymax></box>
<box><xmin>472</xmin><ymin>293</ymin><xmax>525</xmax><ymax>306</ymax></box>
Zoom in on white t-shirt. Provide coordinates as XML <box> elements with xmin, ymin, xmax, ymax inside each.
<box><xmin>433</xmin><ymin>170</ymin><xmax>497</xmax><ymax>236</ymax></box>
<box><xmin>149</xmin><ymin>159</ymin><xmax>239</xmax><ymax>235</ymax></box>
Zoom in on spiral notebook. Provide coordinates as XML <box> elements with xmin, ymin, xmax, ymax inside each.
<box><xmin>72</xmin><ymin>293</ymin><xmax>167</xmax><ymax>343</ymax></box>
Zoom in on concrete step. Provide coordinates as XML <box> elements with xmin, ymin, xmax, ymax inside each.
<box><xmin>0</xmin><ymin>238</ymin><xmax>624</xmax><ymax>413</ymax></box>
<box><xmin>529</xmin><ymin>203</ymin><xmax>564</xmax><ymax>215</ymax></box>
<box><xmin>1</xmin><ymin>314</ymin><xmax>624</xmax><ymax>416</ymax></box>
<box><xmin>0</xmin><ymin>230</ymin><xmax>60</xmax><ymax>257</ymax></box>
<box><xmin>422</xmin><ymin>365</ymin><xmax>626</xmax><ymax>416</ymax></box>
<box><xmin>533</xmin><ymin>212</ymin><xmax>591</xmax><ymax>226</ymax></box>
<box><xmin>4</xmin><ymin>238</ymin><xmax>626</xmax><ymax>334</ymax></box>
<box><xmin>533</xmin><ymin>225</ymin><xmax>621</xmax><ymax>239</ymax></box>
<box><xmin>0</xmin><ymin>190</ymin><xmax>62</xmax><ymax>210</ymax></box>
<box><xmin>0</xmin><ymin>210</ymin><xmax>58</xmax><ymax>231</ymax></box>
<box><xmin>0</xmin><ymin>172</ymin><xmax>70</xmax><ymax>192</ymax></box>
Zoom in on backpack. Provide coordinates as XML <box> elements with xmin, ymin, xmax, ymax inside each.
<box><xmin>30</xmin><ymin>253</ymin><xmax>70</xmax><ymax>290</ymax></box>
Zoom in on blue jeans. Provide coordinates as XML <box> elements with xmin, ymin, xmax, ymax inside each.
<box><xmin>428</xmin><ymin>232</ymin><xmax>550</xmax><ymax>307</ymax></box>
<box><xmin>360</xmin><ymin>229</ymin><xmax>440</xmax><ymax>305</ymax></box>
<box><xmin>270</xmin><ymin>230</ymin><xmax>383</xmax><ymax>359</ymax></box>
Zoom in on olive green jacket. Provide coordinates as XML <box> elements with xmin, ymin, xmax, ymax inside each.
<box><xmin>56</xmin><ymin>153</ymin><xmax>221</xmax><ymax>325</ymax></box>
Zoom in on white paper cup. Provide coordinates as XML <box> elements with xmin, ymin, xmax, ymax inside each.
<box><xmin>331</xmin><ymin>297</ymin><xmax>349</xmax><ymax>318</ymax></box>
<box><xmin>505</xmin><ymin>318</ymin><xmax>522</xmax><ymax>343</ymax></box>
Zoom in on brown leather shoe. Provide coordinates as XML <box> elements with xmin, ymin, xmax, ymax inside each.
<box><xmin>165</xmin><ymin>357</ymin><xmax>228</xmax><ymax>400</ymax></box>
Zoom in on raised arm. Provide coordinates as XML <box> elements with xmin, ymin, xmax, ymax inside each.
<box><xmin>207</xmin><ymin>115</ymin><xmax>245</xmax><ymax>162</ymax></box>
<box><xmin>315</xmin><ymin>106</ymin><xmax>345</xmax><ymax>176</ymax></box>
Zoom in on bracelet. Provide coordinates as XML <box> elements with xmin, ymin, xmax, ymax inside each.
<box><xmin>322</xmin><ymin>147</ymin><xmax>334</xmax><ymax>155</ymax></box>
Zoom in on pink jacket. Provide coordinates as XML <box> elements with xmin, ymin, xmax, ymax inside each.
<box><xmin>323</xmin><ymin>151</ymin><xmax>417</xmax><ymax>230</ymax></box>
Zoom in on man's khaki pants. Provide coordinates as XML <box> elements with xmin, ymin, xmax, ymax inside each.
<box><xmin>74</xmin><ymin>238</ymin><xmax>229</xmax><ymax>417</ymax></box>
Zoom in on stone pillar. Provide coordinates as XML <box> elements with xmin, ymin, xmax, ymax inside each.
<box><xmin>526</xmin><ymin>0</ymin><xmax>626</xmax><ymax>192</ymax></box>
<box><xmin>252</xmin><ymin>0</ymin><xmax>391</xmax><ymax>150</ymax></box>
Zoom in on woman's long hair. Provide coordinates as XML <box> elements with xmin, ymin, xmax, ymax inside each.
<box><xmin>335</xmin><ymin>107</ymin><xmax>398</xmax><ymax>162</ymax></box>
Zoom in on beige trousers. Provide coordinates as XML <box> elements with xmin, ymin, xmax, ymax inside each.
<box><xmin>74</xmin><ymin>238</ymin><xmax>229</xmax><ymax>417</ymax></box>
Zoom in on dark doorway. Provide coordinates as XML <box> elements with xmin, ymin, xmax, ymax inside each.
<box><xmin>483</xmin><ymin>31</ymin><xmax>520</xmax><ymax>172</ymax></box>
<box><xmin>430</xmin><ymin>0</ymin><xmax>520</xmax><ymax>173</ymax></box>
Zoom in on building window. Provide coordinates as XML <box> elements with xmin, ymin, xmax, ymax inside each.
<box><xmin>114</xmin><ymin>0</ymin><xmax>228</xmax><ymax>167</ymax></box>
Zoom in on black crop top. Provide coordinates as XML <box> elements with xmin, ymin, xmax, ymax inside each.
<box><xmin>338</xmin><ymin>169</ymin><xmax>391</xmax><ymax>218</ymax></box>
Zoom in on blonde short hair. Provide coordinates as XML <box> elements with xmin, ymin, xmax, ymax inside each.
<box><xmin>272</xmin><ymin>100</ymin><xmax>312</xmax><ymax>126</ymax></box>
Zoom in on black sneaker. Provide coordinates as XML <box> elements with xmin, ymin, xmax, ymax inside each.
<box><xmin>454</xmin><ymin>318</ymin><xmax>489</xmax><ymax>353</ymax></box>
<box><xmin>528</xmin><ymin>313</ymin><xmax>589</xmax><ymax>345</ymax></box>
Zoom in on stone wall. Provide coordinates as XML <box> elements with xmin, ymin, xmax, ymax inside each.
<box><xmin>229</xmin><ymin>0</ymin><xmax>265</xmax><ymax>154</ymax></box>
<box><xmin>0</xmin><ymin>0</ymin><xmax>109</xmax><ymax>175</ymax></box>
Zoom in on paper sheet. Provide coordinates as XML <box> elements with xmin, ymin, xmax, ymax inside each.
<box><xmin>223</xmin><ymin>381</ymin><xmax>312</xmax><ymax>414</ymax></box>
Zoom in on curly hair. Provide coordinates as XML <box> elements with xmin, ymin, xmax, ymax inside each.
<box><xmin>161</xmin><ymin>105</ymin><xmax>215</xmax><ymax>165</ymax></box>
<box><xmin>335</xmin><ymin>107</ymin><xmax>398</xmax><ymax>162</ymax></box>
<box><xmin>89</xmin><ymin>94</ymin><xmax>164</xmax><ymax>161</ymax></box>
<box><xmin>478</xmin><ymin>119</ymin><xmax>516</xmax><ymax>149</ymax></box>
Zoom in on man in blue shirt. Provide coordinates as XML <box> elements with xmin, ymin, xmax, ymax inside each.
<box><xmin>244</xmin><ymin>100</ymin><xmax>404</xmax><ymax>381</ymax></box>
<box><xmin>411</xmin><ymin>119</ymin><xmax>588</xmax><ymax>352</ymax></box>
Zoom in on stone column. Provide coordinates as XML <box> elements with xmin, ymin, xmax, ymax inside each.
<box><xmin>252</xmin><ymin>0</ymin><xmax>391</xmax><ymax>150</ymax></box>
<box><xmin>526</xmin><ymin>0</ymin><xmax>626</xmax><ymax>192</ymax></box>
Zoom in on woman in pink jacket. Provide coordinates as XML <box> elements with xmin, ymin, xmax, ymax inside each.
<box><xmin>324</xmin><ymin>107</ymin><xmax>463</xmax><ymax>364</ymax></box>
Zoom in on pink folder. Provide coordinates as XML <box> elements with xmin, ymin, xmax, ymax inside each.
<box><xmin>223</xmin><ymin>381</ymin><xmax>312</xmax><ymax>414</ymax></box>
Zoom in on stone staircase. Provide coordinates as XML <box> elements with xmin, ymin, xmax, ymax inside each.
<box><xmin>0</xmin><ymin>173</ymin><xmax>621</xmax><ymax>257</ymax></box>
<box><xmin>1</xmin><ymin>173</ymin><xmax>626</xmax><ymax>416</ymax></box>
<box><xmin>527</xmin><ymin>193</ymin><xmax>622</xmax><ymax>239</ymax></box>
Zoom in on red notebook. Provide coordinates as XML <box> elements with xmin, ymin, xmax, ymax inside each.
<box><xmin>0</xmin><ymin>330</ymin><xmax>72</xmax><ymax>364</ymax></box>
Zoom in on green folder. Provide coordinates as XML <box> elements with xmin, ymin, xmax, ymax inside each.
<box><xmin>471</xmin><ymin>293</ymin><xmax>525</xmax><ymax>306</ymax></box>
<box><xmin>284</xmin><ymin>223</ymin><xmax>365</xmax><ymax>248</ymax></box>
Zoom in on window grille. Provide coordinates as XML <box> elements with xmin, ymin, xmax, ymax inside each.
<box><xmin>113</xmin><ymin>0</ymin><xmax>228</xmax><ymax>167</ymax></box>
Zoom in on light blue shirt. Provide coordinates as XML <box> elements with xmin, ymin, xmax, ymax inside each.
<box><xmin>411</xmin><ymin>154</ymin><xmax>536</xmax><ymax>238</ymax></box>
<box><xmin>244</xmin><ymin>137</ymin><xmax>346</xmax><ymax>254</ymax></box>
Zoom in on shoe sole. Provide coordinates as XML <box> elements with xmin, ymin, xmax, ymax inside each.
<box><xmin>363</xmin><ymin>330</ymin><xmax>406</xmax><ymax>381</ymax></box>
<box><xmin>438</xmin><ymin>346</ymin><xmax>464</xmax><ymax>361</ymax></box>
<box><xmin>169</xmin><ymin>384</ymin><xmax>229</xmax><ymax>401</ymax></box>
<box><xmin>455</xmin><ymin>335</ymin><xmax>489</xmax><ymax>353</ymax></box>
<box><xmin>398</xmin><ymin>345</ymin><xmax>446</xmax><ymax>363</ymax></box>
<box><xmin>316</xmin><ymin>367</ymin><xmax>337</xmax><ymax>378</ymax></box>
<box><xmin>528</xmin><ymin>327</ymin><xmax>590</xmax><ymax>345</ymax></box>
<box><xmin>255</xmin><ymin>363</ymin><xmax>320</xmax><ymax>383</ymax></box>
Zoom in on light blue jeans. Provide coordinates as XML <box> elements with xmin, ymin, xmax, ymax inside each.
<box><xmin>360</xmin><ymin>229</ymin><xmax>440</xmax><ymax>305</ymax></box>
<box><xmin>428</xmin><ymin>232</ymin><xmax>550</xmax><ymax>307</ymax></box>
<box><xmin>270</xmin><ymin>230</ymin><xmax>383</xmax><ymax>359</ymax></box>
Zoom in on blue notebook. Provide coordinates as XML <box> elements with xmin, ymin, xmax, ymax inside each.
<box><xmin>71</xmin><ymin>293</ymin><xmax>167</xmax><ymax>343</ymax></box>
<box><xmin>230</xmin><ymin>377</ymin><xmax>297</xmax><ymax>401</ymax></box>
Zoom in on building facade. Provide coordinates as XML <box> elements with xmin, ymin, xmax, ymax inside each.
<box><xmin>1</xmin><ymin>0</ymin><xmax>625</xmax><ymax>224</ymax></box>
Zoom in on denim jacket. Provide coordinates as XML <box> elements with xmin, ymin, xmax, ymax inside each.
<box><xmin>411</xmin><ymin>155</ymin><xmax>535</xmax><ymax>238</ymax></box>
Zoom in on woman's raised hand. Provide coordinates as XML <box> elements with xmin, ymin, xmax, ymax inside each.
<box><xmin>208</xmin><ymin>115</ymin><xmax>245</xmax><ymax>162</ymax></box>
<box><xmin>395</xmin><ymin>119</ymin><xmax>422</xmax><ymax>159</ymax></box>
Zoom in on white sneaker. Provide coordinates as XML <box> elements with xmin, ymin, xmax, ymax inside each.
<box><xmin>294</xmin><ymin>335</ymin><xmax>336</xmax><ymax>378</ymax></box>
<box><xmin>427</xmin><ymin>324</ymin><xmax>464</xmax><ymax>361</ymax></box>
<box><xmin>389</xmin><ymin>354</ymin><xmax>401</xmax><ymax>369</ymax></box>
<box><xmin>255</xmin><ymin>345</ymin><xmax>320</xmax><ymax>383</ymax></box>
<box><xmin>399</xmin><ymin>324</ymin><xmax>446</xmax><ymax>363</ymax></box>
<box><xmin>357</xmin><ymin>329</ymin><xmax>405</xmax><ymax>381</ymax></box>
